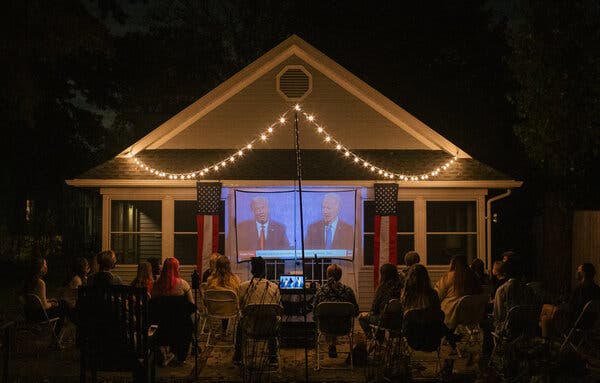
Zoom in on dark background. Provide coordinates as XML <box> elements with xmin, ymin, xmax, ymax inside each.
<box><xmin>2</xmin><ymin>0</ymin><xmax>599</xmax><ymax>293</ymax></box>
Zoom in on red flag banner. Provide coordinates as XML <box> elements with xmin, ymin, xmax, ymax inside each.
<box><xmin>196</xmin><ymin>182</ymin><xmax>222</xmax><ymax>275</ymax></box>
<box><xmin>373</xmin><ymin>183</ymin><xmax>399</xmax><ymax>287</ymax></box>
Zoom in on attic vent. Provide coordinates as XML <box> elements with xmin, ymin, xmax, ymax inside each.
<box><xmin>276</xmin><ymin>65</ymin><xmax>312</xmax><ymax>101</ymax></box>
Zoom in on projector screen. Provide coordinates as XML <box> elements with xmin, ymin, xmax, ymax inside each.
<box><xmin>235</xmin><ymin>189</ymin><xmax>356</xmax><ymax>262</ymax></box>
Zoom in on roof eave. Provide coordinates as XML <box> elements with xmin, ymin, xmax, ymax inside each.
<box><xmin>66</xmin><ymin>178</ymin><xmax>523</xmax><ymax>189</ymax></box>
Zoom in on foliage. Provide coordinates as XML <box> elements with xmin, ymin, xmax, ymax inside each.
<box><xmin>505</xmin><ymin>0</ymin><xmax>600</xmax><ymax>180</ymax></box>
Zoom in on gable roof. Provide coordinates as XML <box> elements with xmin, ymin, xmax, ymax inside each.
<box><xmin>118</xmin><ymin>35</ymin><xmax>470</xmax><ymax>159</ymax></box>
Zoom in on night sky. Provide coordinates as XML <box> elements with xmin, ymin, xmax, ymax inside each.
<box><xmin>2</xmin><ymin>1</ymin><xmax>599</xmax><ymax>268</ymax></box>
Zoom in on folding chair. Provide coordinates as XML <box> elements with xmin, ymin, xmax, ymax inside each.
<box><xmin>314</xmin><ymin>302</ymin><xmax>355</xmax><ymax>370</ymax></box>
<box><xmin>240</xmin><ymin>303</ymin><xmax>282</xmax><ymax>380</ymax></box>
<box><xmin>454</xmin><ymin>293</ymin><xmax>488</xmax><ymax>358</ymax></box>
<box><xmin>365</xmin><ymin>299</ymin><xmax>410</xmax><ymax>382</ymax></box>
<box><xmin>402</xmin><ymin>307</ymin><xmax>446</xmax><ymax>378</ymax></box>
<box><xmin>201</xmin><ymin>289</ymin><xmax>240</xmax><ymax>348</ymax></box>
<box><xmin>561</xmin><ymin>299</ymin><xmax>600</xmax><ymax>353</ymax></box>
<box><xmin>489</xmin><ymin>304</ymin><xmax>540</xmax><ymax>381</ymax></box>
<box><xmin>19</xmin><ymin>294</ymin><xmax>63</xmax><ymax>348</ymax></box>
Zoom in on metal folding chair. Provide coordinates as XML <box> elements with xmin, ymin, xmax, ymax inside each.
<box><xmin>201</xmin><ymin>289</ymin><xmax>240</xmax><ymax>348</ymax></box>
<box><xmin>314</xmin><ymin>302</ymin><xmax>355</xmax><ymax>370</ymax></box>
<box><xmin>403</xmin><ymin>307</ymin><xmax>446</xmax><ymax>378</ymax></box>
<box><xmin>560</xmin><ymin>299</ymin><xmax>600</xmax><ymax>353</ymax></box>
<box><xmin>240</xmin><ymin>303</ymin><xmax>283</xmax><ymax>380</ymax></box>
<box><xmin>19</xmin><ymin>294</ymin><xmax>63</xmax><ymax>348</ymax></box>
<box><xmin>454</xmin><ymin>293</ymin><xmax>488</xmax><ymax>358</ymax></box>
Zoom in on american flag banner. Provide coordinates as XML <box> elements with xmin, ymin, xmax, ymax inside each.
<box><xmin>374</xmin><ymin>183</ymin><xmax>399</xmax><ymax>287</ymax></box>
<box><xmin>196</xmin><ymin>182</ymin><xmax>222</xmax><ymax>275</ymax></box>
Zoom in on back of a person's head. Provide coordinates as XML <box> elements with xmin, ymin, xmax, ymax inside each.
<box><xmin>405</xmin><ymin>264</ymin><xmax>431</xmax><ymax>292</ymax></box>
<box><xmin>404</xmin><ymin>251</ymin><xmax>420</xmax><ymax>267</ymax></box>
<box><xmin>215</xmin><ymin>255</ymin><xmax>231</xmax><ymax>274</ymax></box>
<box><xmin>209</xmin><ymin>253</ymin><xmax>221</xmax><ymax>271</ymax></box>
<box><xmin>492</xmin><ymin>260</ymin><xmax>504</xmax><ymax>276</ymax></box>
<box><xmin>98</xmin><ymin>250</ymin><xmax>116</xmax><ymax>271</ymax></box>
<box><xmin>250</xmin><ymin>256</ymin><xmax>266</xmax><ymax>278</ymax></box>
<box><xmin>72</xmin><ymin>257</ymin><xmax>89</xmax><ymax>279</ymax></box>
<box><xmin>581</xmin><ymin>263</ymin><xmax>596</xmax><ymax>280</ymax></box>
<box><xmin>470</xmin><ymin>258</ymin><xmax>485</xmax><ymax>276</ymax></box>
<box><xmin>132</xmin><ymin>262</ymin><xmax>153</xmax><ymax>288</ymax></box>
<box><xmin>156</xmin><ymin>257</ymin><xmax>180</xmax><ymax>292</ymax></box>
<box><xmin>449</xmin><ymin>255</ymin><xmax>468</xmax><ymax>272</ymax></box>
<box><xmin>380</xmin><ymin>263</ymin><xmax>399</xmax><ymax>284</ymax></box>
<box><xmin>503</xmin><ymin>258</ymin><xmax>522</xmax><ymax>280</ymax></box>
<box><xmin>146</xmin><ymin>257</ymin><xmax>161</xmax><ymax>276</ymax></box>
<box><xmin>501</xmin><ymin>250</ymin><xmax>517</xmax><ymax>262</ymax></box>
<box><xmin>327</xmin><ymin>264</ymin><xmax>342</xmax><ymax>282</ymax></box>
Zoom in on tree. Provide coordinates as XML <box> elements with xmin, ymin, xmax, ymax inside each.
<box><xmin>506</xmin><ymin>0</ymin><xmax>600</xmax><ymax>189</ymax></box>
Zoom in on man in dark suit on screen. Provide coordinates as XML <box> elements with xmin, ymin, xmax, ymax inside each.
<box><xmin>237</xmin><ymin>196</ymin><xmax>290</xmax><ymax>251</ymax></box>
<box><xmin>305</xmin><ymin>193</ymin><xmax>354</xmax><ymax>250</ymax></box>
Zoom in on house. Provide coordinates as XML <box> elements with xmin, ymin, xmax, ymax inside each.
<box><xmin>66</xmin><ymin>35</ymin><xmax>521</xmax><ymax>309</ymax></box>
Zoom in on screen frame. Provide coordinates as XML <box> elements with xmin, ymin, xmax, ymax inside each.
<box><xmin>234</xmin><ymin>188</ymin><xmax>357</xmax><ymax>263</ymax></box>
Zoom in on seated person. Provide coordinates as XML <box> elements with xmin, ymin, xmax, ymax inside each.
<box><xmin>151</xmin><ymin>258</ymin><xmax>195</xmax><ymax>365</ymax></box>
<box><xmin>146</xmin><ymin>256</ymin><xmax>162</xmax><ymax>281</ymax></box>
<box><xmin>402</xmin><ymin>250</ymin><xmax>420</xmax><ymax>276</ymax></box>
<box><xmin>490</xmin><ymin>260</ymin><xmax>507</xmax><ymax>299</ymax></box>
<box><xmin>359</xmin><ymin>263</ymin><xmax>403</xmax><ymax>339</ymax></box>
<box><xmin>313</xmin><ymin>264</ymin><xmax>359</xmax><ymax>358</ymax></box>
<box><xmin>493</xmin><ymin>257</ymin><xmax>538</xmax><ymax>333</ymax></box>
<box><xmin>87</xmin><ymin>250</ymin><xmax>123</xmax><ymax>287</ymax></box>
<box><xmin>61</xmin><ymin>257</ymin><xmax>90</xmax><ymax>309</ymax></box>
<box><xmin>233</xmin><ymin>257</ymin><xmax>282</xmax><ymax>365</ymax></box>
<box><xmin>401</xmin><ymin>264</ymin><xmax>460</xmax><ymax>350</ymax></box>
<box><xmin>470</xmin><ymin>258</ymin><xmax>491</xmax><ymax>286</ymax></box>
<box><xmin>131</xmin><ymin>261</ymin><xmax>154</xmax><ymax>296</ymax></box>
<box><xmin>435</xmin><ymin>255</ymin><xmax>482</xmax><ymax>330</ymax></box>
<box><xmin>22</xmin><ymin>257</ymin><xmax>69</xmax><ymax>341</ymax></box>
<box><xmin>205</xmin><ymin>255</ymin><xmax>241</xmax><ymax>335</ymax></box>
<box><xmin>568</xmin><ymin>263</ymin><xmax>600</xmax><ymax>325</ymax></box>
<box><xmin>201</xmin><ymin>252</ymin><xmax>220</xmax><ymax>283</ymax></box>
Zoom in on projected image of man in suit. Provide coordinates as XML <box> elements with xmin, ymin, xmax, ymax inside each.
<box><xmin>305</xmin><ymin>193</ymin><xmax>354</xmax><ymax>250</ymax></box>
<box><xmin>236</xmin><ymin>196</ymin><xmax>290</xmax><ymax>251</ymax></box>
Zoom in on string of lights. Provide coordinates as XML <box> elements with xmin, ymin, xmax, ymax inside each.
<box><xmin>129</xmin><ymin>104</ymin><xmax>458</xmax><ymax>181</ymax></box>
<box><xmin>296</xmin><ymin>104</ymin><xmax>458</xmax><ymax>181</ymax></box>
<box><xmin>130</xmin><ymin>111</ymin><xmax>290</xmax><ymax>179</ymax></box>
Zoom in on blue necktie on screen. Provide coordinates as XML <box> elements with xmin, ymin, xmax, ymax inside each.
<box><xmin>325</xmin><ymin>225</ymin><xmax>333</xmax><ymax>249</ymax></box>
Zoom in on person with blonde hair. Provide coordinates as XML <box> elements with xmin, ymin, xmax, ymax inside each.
<box><xmin>206</xmin><ymin>255</ymin><xmax>241</xmax><ymax>291</ymax></box>
<box><xmin>202</xmin><ymin>252</ymin><xmax>221</xmax><ymax>283</ymax></box>
<box><xmin>435</xmin><ymin>255</ymin><xmax>481</xmax><ymax>329</ymax></box>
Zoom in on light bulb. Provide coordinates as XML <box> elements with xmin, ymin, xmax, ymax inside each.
<box><xmin>247</xmin><ymin>144</ymin><xmax>252</xmax><ymax>149</ymax></box>
<box><xmin>294</xmin><ymin>104</ymin><xmax>301</xmax><ymax>111</ymax></box>
<box><xmin>268</xmin><ymin>127</ymin><xmax>273</xmax><ymax>133</ymax></box>
<box><xmin>354</xmin><ymin>157</ymin><xmax>359</xmax><ymax>162</ymax></box>
<box><xmin>260</xmin><ymin>134</ymin><xmax>267</xmax><ymax>141</ymax></box>
<box><xmin>307</xmin><ymin>115</ymin><xmax>314</xmax><ymax>121</ymax></box>
<box><xmin>238</xmin><ymin>150</ymin><xmax>243</xmax><ymax>156</ymax></box>
<box><xmin>325</xmin><ymin>136</ymin><xmax>331</xmax><ymax>142</ymax></box>
<box><xmin>317</xmin><ymin>127</ymin><xmax>323</xmax><ymax>133</ymax></box>
<box><xmin>336</xmin><ymin>144</ymin><xmax>342</xmax><ymax>150</ymax></box>
<box><xmin>344</xmin><ymin>151</ymin><xmax>350</xmax><ymax>157</ymax></box>
<box><xmin>279</xmin><ymin>117</ymin><xmax>285</xmax><ymax>124</ymax></box>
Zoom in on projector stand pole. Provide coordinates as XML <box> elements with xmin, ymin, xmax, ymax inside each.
<box><xmin>293</xmin><ymin>109</ymin><xmax>309</xmax><ymax>383</ymax></box>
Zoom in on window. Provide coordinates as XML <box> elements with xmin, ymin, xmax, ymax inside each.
<box><xmin>426</xmin><ymin>201</ymin><xmax>477</xmax><ymax>265</ymax></box>
<box><xmin>110</xmin><ymin>201</ymin><xmax>161</xmax><ymax>264</ymax></box>
<box><xmin>363</xmin><ymin>201</ymin><xmax>414</xmax><ymax>266</ymax></box>
<box><xmin>174</xmin><ymin>200</ymin><xmax>225</xmax><ymax>264</ymax></box>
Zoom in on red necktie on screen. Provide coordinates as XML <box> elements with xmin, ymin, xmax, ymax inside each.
<box><xmin>259</xmin><ymin>225</ymin><xmax>265</xmax><ymax>250</ymax></box>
